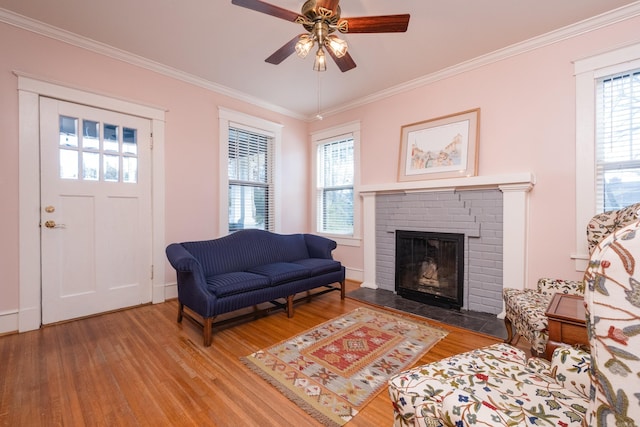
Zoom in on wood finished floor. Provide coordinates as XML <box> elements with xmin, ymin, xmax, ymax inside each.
<box><xmin>0</xmin><ymin>281</ymin><xmax>519</xmax><ymax>426</ymax></box>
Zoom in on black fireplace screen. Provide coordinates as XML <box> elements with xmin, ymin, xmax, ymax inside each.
<box><xmin>395</xmin><ymin>230</ymin><xmax>464</xmax><ymax>309</ymax></box>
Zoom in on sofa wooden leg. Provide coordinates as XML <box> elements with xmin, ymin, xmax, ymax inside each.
<box><xmin>177</xmin><ymin>302</ymin><xmax>184</xmax><ymax>323</ymax></box>
<box><xmin>340</xmin><ymin>280</ymin><xmax>345</xmax><ymax>300</ymax></box>
<box><xmin>287</xmin><ymin>295</ymin><xmax>294</xmax><ymax>318</ymax></box>
<box><xmin>203</xmin><ymin>317</ymin><xmax>213</xmax><ymax>347</ymax></box>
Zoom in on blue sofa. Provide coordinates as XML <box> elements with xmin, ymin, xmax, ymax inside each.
<box><xmin>166</xmin><ymin>229</ymin><xmax>345</xmax><ymax>346</ymax></box>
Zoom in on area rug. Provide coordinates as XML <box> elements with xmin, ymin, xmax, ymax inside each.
<box><xmin>242</xmin><ymin>306</ymin><xmax>448</xmax><ymax>426</ymax></box>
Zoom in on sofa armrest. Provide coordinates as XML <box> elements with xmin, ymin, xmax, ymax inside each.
<box><xmin>550</xmin><ymin>346</ymin><xmax>591</xmax><ymax>399</ymax></box>
<box><xmin>166</xmin><ymin>243</ymin><xmax>204</xmax><ymax>273</ymax></box>
<box><xmin>165</xmin><ymin>243</ymin><xmax>208</xmax><ymax>291</ymax></box>
<box><xmin>303</xmin><ymin>234</ymin><xmax>337</xmax><ymax>259</ymax></box>
<box><xmin>536</xmin><ymin>278</ymin><xmax>584</xmax><ymax>297</ymax></box>
<box><xmin>166</xmin><ymin>243</ymin><xmax>216</xmax><ymax>317</ymax></box>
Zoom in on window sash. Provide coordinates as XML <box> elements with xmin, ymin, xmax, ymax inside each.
<box><xmin>317</xmin><ymin>137</ymin><xmax>354</xmax><ymax>235</ymax></box>
<box><xmin>595</xmin><ymin>69</ymin><xmax>640</xmax><ymax>212</ymax></box>
<box><xmin>228</xmin><ymin>127</ymin><xmax>274</xmax><ymax>231</ymax></box>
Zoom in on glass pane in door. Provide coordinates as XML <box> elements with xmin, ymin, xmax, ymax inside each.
<box><xmin>104</xmin><ymin>154</ymin><xmax>119</xmax><ymax>182</ymax></box>
<box><xmin>59</xmin><ymin>116</ymin><xmax>78</xmax><ymax>147</ymax></box>
<box><xmin>104</xmin><ymin>124</ymin><xmax>119</xmax><ymax>152</ymax></box>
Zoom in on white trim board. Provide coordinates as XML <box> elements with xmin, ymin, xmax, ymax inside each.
<box><xmin>16</xmin><ymin>74</ymin><xmax>166</xmax><ymax>333</ymax></box>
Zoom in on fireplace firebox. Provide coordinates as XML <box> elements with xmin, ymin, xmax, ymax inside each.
<box><xmin>395</xmin><ymin>230</ymin><xmax>464</xmax><ymax>309</ymax></box>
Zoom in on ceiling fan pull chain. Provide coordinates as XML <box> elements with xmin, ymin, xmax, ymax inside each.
<box><xmin>316</xmin><ymin>71</ymin><xmax>323</xmax><ymax>120</ymax></box>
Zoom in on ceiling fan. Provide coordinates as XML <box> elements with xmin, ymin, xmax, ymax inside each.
<box><xmin>231</xmin><ymin>0</ymin><xmax>410</xmax><ymax>72</ymax></box>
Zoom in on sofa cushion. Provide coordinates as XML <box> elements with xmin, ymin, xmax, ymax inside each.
<box><xmin>291</xmin><ymin>258</ymin><xmax>342</xmax><ymax>276</ymax></box>
<box><xmin>205</xmin><ymin>272</ymin><xmax>271</xmax><ymax>297</ymax></box>
<box><xmin>246</xmin><ymin>262</ymin><xmax>311</xmax><ymax>285</ymax></box>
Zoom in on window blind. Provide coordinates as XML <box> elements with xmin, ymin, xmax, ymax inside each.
<box><xmin>317</xmin><ymin>136</ymin><xmax>354</xmax><ymax>234</ymax></box>
<box><xmin>595</xmin><ymin>69</ymin><xmax>640</xmax><ymax>212</ymax></box>
<box><xmin>228</xmin><ymin>127</ymin><xmax>274</xmax><ymax>231</ymax></box>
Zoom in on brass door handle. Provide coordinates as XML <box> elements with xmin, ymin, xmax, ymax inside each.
<box><xmin>44</xmin><ymin>220</ymin><xmax>66</xmax><ymax>229</ymax></box>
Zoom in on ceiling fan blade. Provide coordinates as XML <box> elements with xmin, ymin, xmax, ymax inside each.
<box><xmin>339</xmin><ymin>14</ymin><xmax>410</xmax><ymax>33</ymax></box>
<box><xmin>265</xmin><ymin>35</ymin><xmax>299</xmax><ymax>64</ymax></box>
<box><xmin>327</xmin><ymin>49</ymin><xmax>356</xmax><ymax>72</ymax></box>
<box><xmin>231</xmin><ymin>0</ymin><xmax>300</xmax><ymax>22</ymax></box>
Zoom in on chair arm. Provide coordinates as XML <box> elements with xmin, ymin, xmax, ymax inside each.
<box><xmin>550</xmin><ymin>346</ymin><xmax>591</xmax><ymax>399</ymax></box>
<box><xmin>526</xmin><ymin>356</ymin><xmax>552</xmax><ymax>376</ymax></box>
<box><xmin>536</xmin><ymin>278</ymin><xmax>584</xmax><ymax>297</ymax></box>
<box><xmin>304</xmin><ymin>234</ymin><xmax>337</xmax><ymax>259</ymax></box>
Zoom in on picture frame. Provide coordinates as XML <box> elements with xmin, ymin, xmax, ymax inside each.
<box><xmin>398</xmin><ymin>108</ymin><xmax>480</xmax><ymax>181</ymax></box>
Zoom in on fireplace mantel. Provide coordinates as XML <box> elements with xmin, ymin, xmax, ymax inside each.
<box><xmin>358</xmin><ymin>173</ymin><xmax>535</xmax><ymax>316</ymax></box>
<box><xmin>358</xmin><ymin>173</ymin><xmax>535</xmax><ymax>194</ymax></box>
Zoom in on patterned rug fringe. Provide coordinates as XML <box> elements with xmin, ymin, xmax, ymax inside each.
<box><xmin>241</xmin><ymin>357</ymin><xmax>343</xmax><ymax>427</ymax></box>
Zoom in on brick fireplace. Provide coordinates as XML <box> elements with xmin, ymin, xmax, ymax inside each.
<box><xmin>358</xmin><ymin>173</ymin><xmax>535</xmax><ymax>317</ymax></box>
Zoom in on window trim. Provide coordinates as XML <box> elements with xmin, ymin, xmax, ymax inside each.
<box><xmin>218</xmin><ymin>107</ymin><xmax>283</xmax><ymax>235</ymax></box>
<box><xmin>311</xmin><ymin>121</ymin><xmax>361</xmax><ymax>247</ymax></box>
<box><xmin>574</xmin><ymin>42</ymin><xmax>640</xmax><ymax>270</ymax></box>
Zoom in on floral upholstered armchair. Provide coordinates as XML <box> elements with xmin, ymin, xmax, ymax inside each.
<box><xmin>388</xmin><ymin>219</ymin><xmax>640</xmax><ymax>427</ymax></box>
<box><xmin>503</xmin><ymin>278</ymin><xmax>583</xmax><ymax>355</ymax></box>
<box><xmin>583</xmin><ymin>220</ymin><xmax>640</xmax><ymax>425</ymax></box>
<box><xmin>502</xmin><ymin>202</ymin><xmax>640</xmax><ymax>356</ymax></box>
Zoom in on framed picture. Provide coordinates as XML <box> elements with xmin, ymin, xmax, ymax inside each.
<box><xmin>398</xmin><ymin>108</ymin><xmax>480</xmax><ymax>181</ymax></box>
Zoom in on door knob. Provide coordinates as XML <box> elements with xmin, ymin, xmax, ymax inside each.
<box><xmin>44</xmin><ymin>220</ymin><xmax>66</xmax><ymax>229</ymax></box>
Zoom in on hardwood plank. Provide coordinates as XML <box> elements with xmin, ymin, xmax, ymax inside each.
<box><xmin>0</xmin><ymin>281</ymin><xmax>517</xmax><ymax>426</ymax></box>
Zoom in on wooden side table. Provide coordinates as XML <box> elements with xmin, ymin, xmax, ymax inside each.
<box><xmin>544</xmin><ymin>293</ymin><xmax>588</xmax><ymax>360</ymax></box>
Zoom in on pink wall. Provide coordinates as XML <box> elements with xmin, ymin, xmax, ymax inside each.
<box><xmin>2</xmin><ymin>13</ymin><xmax>640</xmax><ymax>320</ymax></box>
<box><xmin>0</xmin><ymin>23</ymin><xmax>309</xmax><ymax>314</ymax></box>
<box><xmin>312</xmin><ymin>15</ymin><xmax>640</xmax><ymax>287</ymax></box>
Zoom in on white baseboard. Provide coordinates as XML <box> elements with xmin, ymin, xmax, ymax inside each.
<box><xmin>345</xmin><ymin>267</ymin><xmax>363</xmax><ymax>283</ymax></box>
<box><xmin>164</xmin><ymin>283</ymin><xmax>178</xmax><ymax>300</ymax></box>
<box><xmin>0</xmin><ymin>310</ymin><xmax>18</xmax><ymax>335</ymax></box>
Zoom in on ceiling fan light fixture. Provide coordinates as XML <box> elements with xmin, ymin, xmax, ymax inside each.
<box><xmin>295</xmin><ymin>34</ymin><xmax>315</xmax><ymax>58</ymax></box>
<box><xmin>313</xmin><ymin>47</ymin><xmax>326</xmax><ymax>72</ymax></box>
<box><xmin>232</xmin><ymin>0</ymin><xmax>410</xmax><ymax>73</ymax></box>
<box><xmin>325</xmin><ymin>35</ymin><xmax>348</xmax><ymax>58</ymax></box>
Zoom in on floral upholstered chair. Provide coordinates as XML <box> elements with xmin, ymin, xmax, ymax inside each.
<box><xmin>502</xmin><ymin>202</ymin><xmax>640</xmax><ymax>356</ymax></box>
<box><xmin>388</xmin><ymin>218</ymin><xmax>640</xmax><ymax>427</ymax></box>
<box><xmin>503</xmin><ymin>278</ymin><xmax>583</xmax><ymax>355</ymax></box>
<box><xmin>583</xmin><ymin>219</ymin><xmax>640</xmax><ymax>425</ymax></box>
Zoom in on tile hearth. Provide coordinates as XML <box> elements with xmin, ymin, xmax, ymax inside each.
<box><xmin>347</xmin><ymin>287</ymin><xmax>508</xmax><ymax>340</ymax></box>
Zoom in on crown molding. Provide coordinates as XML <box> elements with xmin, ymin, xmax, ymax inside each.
<box><xmin>0</xmin><ymin>8</ymin><xmax>306</xmax><ymax>120</ymax></box>
<box><xmin>317</xmin><ymin>1</ymin><xmax>640</xmax><ymax>120</ymax></box>
<box><xmin>2</xmin><ymin>3</ymin><xmax>640</xmax><ymax>122</ymax></box>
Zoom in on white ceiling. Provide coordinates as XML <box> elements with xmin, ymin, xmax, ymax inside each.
<box><xmin>1</xmin><ymin>0</ymin><xmax>638</xmax><ymax>118</ymax></box>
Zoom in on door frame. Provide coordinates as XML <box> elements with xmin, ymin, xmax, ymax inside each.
<box><xmin>17</xmin><ymin>73</ymin><xmax>166</xmax><ymax>332</ymax></box>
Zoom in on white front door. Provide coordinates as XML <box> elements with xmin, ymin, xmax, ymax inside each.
<box><xmin>40</xmin><ymin>97</ymin><xmax>153</xmax><ymax>324</ymax></box>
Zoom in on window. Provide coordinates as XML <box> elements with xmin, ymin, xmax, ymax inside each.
<box><xmin>595</xmin><ymin>69</ymin><xmax>640</xmax><ymax>211</ymax></box>
<box><xmin>312</xmin><ymin>122</ymin><xmax>361</xmax><ymax>243</ymax></box>
<box><xmin>227</xmin><ymin>127</ymin><xmax>273</xmax><ymax>231</ymax></box>
<box><xmin>574</xmin><ymin>42</ymin><xmax>640</xmax><ymax>268</ymax></box>
<box><xmin>317</xmin><ymin>136</ymin><xmax>354</xmax><ymax>234</ymax></box>
<box><xmin>218</xmin><ymin>108</ymin><xmax>282</xmax><ymax>234</ymax></box>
